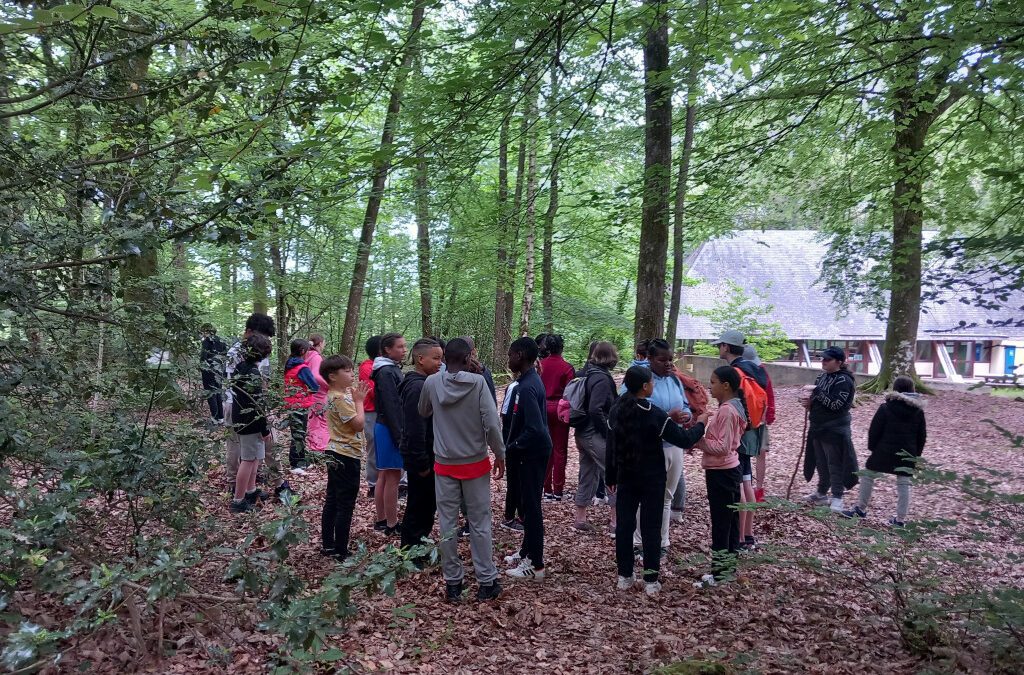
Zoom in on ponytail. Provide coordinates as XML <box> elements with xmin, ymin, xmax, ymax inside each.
<box><xmin>609</xmin><ymin>366</ymin><xmax>653</xmax><ymax>467</ymax></box>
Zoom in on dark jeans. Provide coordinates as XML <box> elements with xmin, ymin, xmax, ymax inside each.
<box><xmin>288</xmin><ymin>409</ymin><xmax>308</xmax><ymax>468</ymax></box>
<box><xmin>201</xmin><ymin>370</ymin><xmax>223</xmax><ymax>421</ymax></box>
<box><xmin>706</xmin><ymin>466</ymin><xmax>741</xmax><ymax>578</ymax></box>
<box><xmin>401</xmin><ymin>468</ymin><xmax>436</xmax><ymax>551</ymax></box>
<box><xmin>813</xmin><ymin>436</ymin><xmax>846</xmax><ymax>498</ymax></box>
<box><xmin>615</xmin><ymin>477</ymin><xmax>665</xmax><ymax>582</ymax></box>
<box><xmin>512</xmin><ymin>451</ymin><xmax>548</xmax><ymax>569</ymax></box>
<box><xmin>322</xmin><ymin>454</ymin><xmax>361</xmax><ymax>557</ymax></box>
<box><xmin>503</xmin><ymin>453</ymin><xmax>521</xmax><ymax>522</ymax></box>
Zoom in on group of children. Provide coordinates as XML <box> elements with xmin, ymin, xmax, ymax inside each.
<box><xmin>214</xmin><ymin>313</ymin><xmax>927</xmax><ymax>598</ymax></box>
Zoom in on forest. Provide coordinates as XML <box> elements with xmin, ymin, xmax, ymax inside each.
<box><xmin>1</xmin><ymin>0</ymin><xmax>1023</xmax><ymax>673</ymax></box>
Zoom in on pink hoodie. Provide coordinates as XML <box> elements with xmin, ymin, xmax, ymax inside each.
<box><xmin>695</xmin><ymin>400</ymin><xmax>743</xmax><ymax>470</ymax></box>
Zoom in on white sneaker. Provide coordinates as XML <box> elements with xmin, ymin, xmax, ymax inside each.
<box><xmin>830</xmin><ymin>498</ymin><xmax>844</xmax><ymax>513</ymax></box>
<box><xmin>670</xmin><ymin>510</ymin><xmax>683</xmax><ymax>523</ymax></box>
<box><xmin>644</xmin><ymin>581</ymin><xmax>661</xmax><ymax>596</ymax></box>
<box><xmin>592</xmin><ymin>496</ymin><xmax>608</xmax><ymax>506</ymax></box>
<box><xmin>693</xmin><ymin>573</ymin><xmax>717</xmax><ymax>589</ymax></box>
<box><xmin>503</xmin><ymin>552</ymin><xmax>522</xmax><ymax>565</ymax></box>
<box><xmin>616</xmin><ymin>575</ymin><xmax>636</xmax><ymax>590</ymax></box>
<box><xmin>506</xmin><ymin>559</ymin><xmax>544</xmax><ymax>580</ymax></box>
<box><xmin>290</xmin><ymin>467</ymin><xmax>307</xmax><ymax>476</ymax></box>
<box><xmin>805</xmin><ymin>492</ymin><xmax>829</xmax><ymax>506</ymax></box>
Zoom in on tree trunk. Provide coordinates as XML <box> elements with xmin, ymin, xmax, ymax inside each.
<box><xmin>269</xmin><ymin>236</ymin><xmax>288</xmax><ymax>370</ymax></box>
<box><xmin>415</xmin><ymin>145</ymin><xmax>432</xmax><ymax>337</ymax></box>
<box><xmin>541</xmin><ymin>55</ymin><xmax>560</xmax><ymax>334</ymax></box>
<box><xmin>494</xmin><ymin>112</ymin><xmax>511</xmax><ymax>363</ymax></box>
<box><xmin>252</xmin><ymin>246</ymin><xmax>269</xmax><ymax>314</ymax></box>
<box><xmin>339</xmin><ymin>1</ymin><xmax>426</xmax><ymax>356</ymax></box>
<box><xmin>665</xmin><ymin>87</ymin><xmax>698</xmax><ymax>348</ymax></box>
<box><xmin>172</xmin><ymin>241</ymin><xmax>189</xmax><ymax>306</ymax></box>
<box><xmin>634</xmin><ymin>0</ymin><xmax>673</xmax><ymax>343</ymax></box>
<box><xmin>504</xmin><ymin>89</ymin><xmax>531</xmax><ymax>344</ymax></box>
<box><xmin>867</xmin><ymin>89</ymin><xmax>929</xmax><ymax>392</ymax></box>
<box><xmin>519</xmin><ymin>90</ymin><xmax>540</xmax><ymax>337</ymax></box>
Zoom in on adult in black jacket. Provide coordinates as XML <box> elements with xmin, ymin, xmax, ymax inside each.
<box><xmin>573</xmin><ymin>341</ymin><xmax>618</xmax><ymax>532</ymax></box>
<box><xmin>503</xmin><ymin>337</ymin><xmax>552</xmax><ymax>580</ymax></box>
<box><xmin>606</xmin><ymin>366</ymin><xmax>705</xmax><ymax>592</ymax></box>
<box><xmin>845</xmin><ymin>376</ymin><xmax>926</xmax><ymax>524</ymax></box>
<box><xmin>802</xmin><ymin>346</ymin><xmax>858</xmax><ymax>511</ymax></box>
<box><xmin>370</xmin><ymin>332</ymin><xmax>407</xmax><ymax>534</ymax></box>
<box><xmin>399</xmin><ymin>339</ymin><xmax>443</xmax><ymax>554</ymax></box>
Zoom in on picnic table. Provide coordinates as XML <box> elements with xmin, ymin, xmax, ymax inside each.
<box><xmin>982</xmin><ymin>374</ymin><xmax>1019</xmax><ymax>388</ymax></box>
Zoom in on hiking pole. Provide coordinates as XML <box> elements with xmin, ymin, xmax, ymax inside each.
<box><xmin>786</xmin><ymin>407</ymin><xmax>810</xmax><ymax>501</ymax></box>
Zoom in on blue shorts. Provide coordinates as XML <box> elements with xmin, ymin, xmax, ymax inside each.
<box><xmin>374</xmin><ymin>422</ymin><xmax>404</xmax><ymax>470</ymax></box>
<box><xmin>738</xmin><ymin>454</ymin><xmax>753</xmax><ymax>481</ymax></box>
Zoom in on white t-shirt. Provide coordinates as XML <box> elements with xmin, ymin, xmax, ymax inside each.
<box><xmin>224</xmin><ymin>340</ymin><xmax>271</xmax><ymax>406</ymax></box>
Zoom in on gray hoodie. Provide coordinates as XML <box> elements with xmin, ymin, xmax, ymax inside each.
<box><xmin>418</xmin><ymin>370</ymin><xmax>505</xmax><ymax>465</ymax></box>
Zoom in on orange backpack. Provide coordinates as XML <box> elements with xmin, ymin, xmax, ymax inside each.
<box><xmin>675</xmin><ymin>371</ymin><xmax>709</xmax><ymax>420</ymax></box>
<box><xmin>733</xmin><ymin>367</ymin><xmax>767</xmax><ymax>429</ymax></box>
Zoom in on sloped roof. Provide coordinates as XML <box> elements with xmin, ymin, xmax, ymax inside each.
<box><xmin>675</xmin><ymin>230</ymin><xmax>1024</xmax><ymax>341</ymax></box>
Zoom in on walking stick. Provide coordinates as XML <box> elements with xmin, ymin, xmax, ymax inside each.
<box><xmin>786</xmin><ymin>407</ymin><xmax>810</xmax><ymax>500</ymax></box>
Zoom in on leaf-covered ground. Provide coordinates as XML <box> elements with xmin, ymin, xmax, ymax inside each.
<box><xmin>44</xmin><ymin>386</ymin><xmax>1024</xmax><ymax>673</ymax></box>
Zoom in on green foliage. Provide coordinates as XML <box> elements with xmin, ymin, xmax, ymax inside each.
<box><xmin>686</xmin><ymin>281</ymin><xmax>795</xmax><ymax>361</ymax></box>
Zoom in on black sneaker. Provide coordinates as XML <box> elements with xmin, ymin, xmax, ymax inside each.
<box><xmin>398</xmin><ymin>484</ymin><xmax>408</xmax><ymax>500</ymax></box>
<box><xmin>550</xmin><ymin>493</ymin><xmax>563</xmax><ymax>502</ymax></box>
<box><xmin>320</xmin><ymin>546</ymin><xmax>336</xmax><ymax>557</ymax></box>
<box><xmin>275</xmin><ymin>481</ymin><xmax>297</xmax><ymax>502</ymax></box>
<box><xmin>367</xmin><ymin>485</ymin><xmax>375</xmax><ymax>498</ymax></box>
<box><xmin>501</xmin><ymin>518</ymin><xmax>525</xmax><ymax>532</ymax></box>
<box><xmin>841</xmin><ymin>506</ymin><xmax>867</xmax><ymax>519</ymax></box>
<box><xmin>385</xmin><ymin>523</ymin><xmax>401</xmax><ymax>536</ymax></box>
<box><xmin>243</xmin><ymin>490</ymin><xmax>260</xmax><ymax>505</ymax></box>
<box><xmin>254</xmin><ymin>488</ymin><xmax>272</xmax><ymax>502</ymax></box>
<box><xmin>476</xmin><ymin>580</ymin><xmax>502</xmax><ymax>601</ymax></box>
<box><xmin>230</xmin><ymin>499</ymin><xmax>253</xmax><ymax>513</ymax></box>
<box><xmin>458</xmin><ymin>523</ymin><xmax>470</xmax><ymax>538</ymax></box>
<box><xmin>633</xmin><ymin>545</ymin><xmax>643</xmax><ymax>560</ymax></box>
<box><xmin>543</xmin><ymin>493</ymin><xmax>555</xmax><ymax>501</ymax></box>
<box><xmin>373</xmin><ymin>519</ymin><xmax>388</xmax><ymax>532</ymax></box>
<box><xmin>446</xmin><ymin>581</ymin><xmax>464</xmax><ymax>603</ymax></box>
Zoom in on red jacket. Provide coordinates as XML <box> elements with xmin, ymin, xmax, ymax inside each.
<box><xmin>283</xmin><ymin>360</ymin><xmax>317</xmax><ymax>409</ymax></box>
<box><xmin>539</xmin><ymin>354</ymin><xmax>575</xmax><ymax>416</ymax></box>
<box><xmin>358</xmin><ymin>358</ymin><xmax>376</xmax><ymax>412</ymax></box>
<box><xmin>761</xmin><ymin>365</ymin><xmax>776</xmax><ymax>425</ymax></box>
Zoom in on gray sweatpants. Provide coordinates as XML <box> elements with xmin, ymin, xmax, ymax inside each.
<box><xmin>435</xmin><ymin>472</ymin><xmax>497</xmax><ymax>584</ymax></box>
<box><xmin>857</xmin><ymin>474</ymin><xmax>912</xmax><ymax>521</ymax></box>
<box><xmin>813</xmin><ymin>436</ymin><xmax>846</xmax><ymax>499</ymax></box>
<box><xmin>364</xmin><ymin>411</ymin><xmax>378</xmax><ymax>486</ymax></box>
<box><xmin>574</xmin><ymin>429</ymin><xmax>606</xmax><ymax>507</ymax></box>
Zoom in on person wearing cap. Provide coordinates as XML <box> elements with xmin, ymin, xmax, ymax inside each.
<box><xmin>801</xmin><ymin>346</ymin><xmax>859</xmax><ymax>512</ymax></box>
<box><xmin>742</xmin><ymin>345</ymin><xmax>776</xmax><ymax>503</ymax></box>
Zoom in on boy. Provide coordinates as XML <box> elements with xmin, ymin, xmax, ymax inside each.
<box><xmin>199</xmin><ymin>323</ymin><xmax>226</xmax><ymax>424</ymax></box>
<box><xmin>284</xmin><ymin>338</ymin><xmax>320</xmax><ymax>475</ymax></box>
<box><xmin>230</xmin><ymin>334</ymin><xmax>273</xmax><ymax>513</ymax></box>
<box><xmin>418</xmin><ymin>338</ymin><xmax>505</xmax><ymax>602</ymax></box>
<box><xmin>320</xmin><ymin>355</ymin><xmax>368</xmax><ymax>560</ymax></box>
<box><xmin>399</xmin><ymin>338</ymin><xmax>444</xmax><ymax>554</ymax></box>
<box><xmin>359</xmin><ymin>336</ymin><xmax>382</xmax><ymax>497</ymax></box>
<box><xmin>503</xmin><ymin>337</ymin><xmax>552</xmax><ymax>581</ymax></box>
<box><xmin>225</xmin><ymin>313</ymin><xmax>293</xmax><ymax>500</ymax></box>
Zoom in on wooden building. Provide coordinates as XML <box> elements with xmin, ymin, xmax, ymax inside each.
<box><xmin>674</xmin><ymin>230</ymin><xmax>1024</xmax><ymax>382</ymax></box>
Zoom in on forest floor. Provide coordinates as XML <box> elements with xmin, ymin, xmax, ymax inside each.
<box><xmin>47</xmin><ymin>385</ymin><xmax>1024</xmax><ymax>674</ymax></box>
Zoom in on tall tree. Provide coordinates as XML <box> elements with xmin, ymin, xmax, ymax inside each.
<box><xmin>415</xmin><ymin>144</ymin><xmax>432</xmax><ymax>337</ymax></box>
<box><xmin>339</xmin><ymin>1</ymin><xmax>426</xmax><ymax>355</ymax></box>
<box><xmin>519</xmin><ymin>90</ymin><xmax>540</xmax><ymax>337</ymax></box>
<box><xmin>633</xmin><ymin>0</ymin><xmax>673</xmax><ymax>342</ymax></box>
<box><xmin>493</xmin><ymin>111</ymin><xmax>511</xmax><ymax>360</ymax></box>
<box><xmin>541</xmin><ymin>42</ymin><xmax>562</xmax><ymax>333</ymax></box>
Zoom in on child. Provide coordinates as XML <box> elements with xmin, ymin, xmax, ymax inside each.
<box><xmin>694</xmin><ymin>366</ymin><xmax>746</xmax><ymax>585</ymax></box>
<box><xmin>284</xmin><ymin>339</ymin><xmax>320</xmax><ymax>475</ymax></box>
<box><xmin>606</xmin><ymin>366</ymin><xmax>706</xmax><ymax>596</ymax></box>
<box><xmin>844</xmin><ymin>376</ymin><xmax>926</xmax><ymax>526</ymax></box>
<box><xmin>304</xmin><ymin>333</ymin><xmax>330</xmax><ymax>453</ymax></box>
<box><xmin>230</xmin><ymin>334</ymin><xmax>274</xmax><ymax>513</ymax></box>
<box><xmin>503</xmin><ymin>337</ymin><xmax>552</xmax><ymax>581</ymax></box>
<box><xmin>399</xmin><ymin>338</ymin><xmax>444</xmax><ymax>553</ymax></box>
<box><xmin>743</xmin><ymin>345</ymin><xmax>775</xmax><ymax>503</ymax></box>
<box><xmin>319</xmin><ymin>356</ymin><xmax>368</xmax><ymax>559</ymax></box>
<box><xmin>418</xmin><ymin>338</ymin><xmax>506</xmax><ymax>602</ymax></box>
<box><xmin>539</xmin><ymin>334</ymin><xmax>575</xmax><ymax>501</ymax></box>
<box><xmin>359</xmin><ymin>336</ymin><xmax>381</xmax><ymax>497</ymax></box>
<box><xmin>500</xmin><ymin>375</ymin><xmax>524</xmax><ymax>532</ymax></box>
<box><xmin>371</xmin><ymin>332</ymin><xmax>407</xmax><ymax>535</ymax></box>
<box><xmin>630</xmin><ymin>339</ymin><xmax>650</xmax><ymax>369</ymax></box>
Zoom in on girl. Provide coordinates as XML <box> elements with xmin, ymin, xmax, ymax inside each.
<box><xmin>694</xmin><ymin>366</ymin><xmax>746</xmax><ymax>585</ymax></box>
<box><xmin>304</xmin><ymin>333</ymin><xmax>330</xmax><ymax>453</ymax></box>
<box><xmin>572</xmin><ymin>341</ymin><xmax>618</xmax><ymax>533</ymax></box>
<box><xmin>606</xmin><ymin>366</ymin><xmax>706</xmax><ymax>596</ymax></box>
<box><xmin>370</xmin><ymin>332</ymin><xmax>407</xmax><ymax>535</ymax></box>
<box><xmin>844</xmin><ymin>376</ymin><xmax>926</xmax><ymax>526</ymax></box>
<box><xmin>320</xmin><ymin>355</ymin><xmax>368</xmax><ymax>560</ymax></box>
